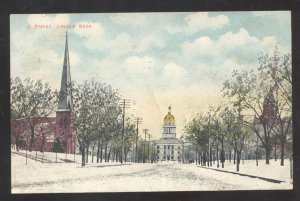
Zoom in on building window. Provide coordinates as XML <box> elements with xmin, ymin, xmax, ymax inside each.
<box><xmin>178</xmin><ymin>151</ymin><xmax>180</xmax><ymax>154</ymax></box>
<box><xmin>171</xmin><ymin>151</ymin><xmax>174</xmax><ymax>154</ymax></box>
<box><xmin>178</xmin><ymin>146</ymin><xmax>180</xmax><ymax>149</ymax></box>
<box><xmin>157</xmin><ymin>145</ymin><xmax>160</xmax><ymax>149</ymax></box>
<box><xmin>178</xmin><ymin>156</ymin><xmax>180</xmax><ymax>159</ymax></box>
<box><xmin>164</xmin><ymin>156</ymin><xmax>166</xmax><ymax>159</ymax></box>
<box><xmin>171</xmin><ymin>145</ymin><xmax>174</xmax><ymax>149</ymax></box>
<box><xmin>63</xmin><ymin>116</ymin><xmax>68</xmax><ymax>128</ymax></box>
<box><xmin>157</xmin><ymin>150</ymin><xmax>160</xmax><ymax>153</ymax></box>
<box><xmin>164</xmin><ymin>150</ymin><xmax>166</xmax><ymax>154</ymax></box>
<box><xmin>171</xmin><ymin>156</ymin><xmax>174</xmax><ymax>160</ymax></box>
<box><xmin>164</xmin><ymin>145</ymin><xmax>166</xmax><ymax>149</ymax></box>
<box><xmin>168</xmin><ymin>145</ymin><xmax>170</xmax><ymax>149</ymax></box>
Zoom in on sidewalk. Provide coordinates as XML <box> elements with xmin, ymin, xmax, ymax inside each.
<box><xmin>196</xmin><ymin>159</ymin><xmax>292</xmax><ymax>183</ymax></box>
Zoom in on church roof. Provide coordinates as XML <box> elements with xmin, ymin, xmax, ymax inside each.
<box><xmin>57</xmin><ymin>31</ymin><xmax>73</xmax><ymax>112</ymax></box>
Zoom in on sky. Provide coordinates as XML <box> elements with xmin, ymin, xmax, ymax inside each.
<box><xmin>10</xmin><ymin>12</ymin><xmax>291</xmax><ymax>139</ymax></box>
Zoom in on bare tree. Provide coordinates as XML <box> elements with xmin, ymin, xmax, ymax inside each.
<box><xmin>72</xmin><ymin>80</ymin><xmax>121</xmax><ymax>166</ymax></box>
<box><xmin>223</xmin><ymin>69</ymin><xmax>278</xmax><ymax>165</ymax></box>
<box><xmin>258</xmin><ymin>48</ymin><xmax>292</xmax><ymax>166</ymax></box>
<box><xmin>11</xmin><ymin>77</ymin><xmax>57</xmax><ymax>152</ymax></box>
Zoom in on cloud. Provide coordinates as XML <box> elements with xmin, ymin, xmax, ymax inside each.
<box><xmin>27</xmin><ymin>14</ymin><xmax>70</xmax><ymax>41</ymax></box>
<box><xmin>178</xmin><ymin>28</ymin><xmax>285</xmax><ymax>91</ymax></box>
<box><xmin>166</xmin><ymin>12</ymin><xmax>229</xmax><ymax>34</ymax></box>
<box><xmin>181</xmin><ymin>36</ymin><xmax>215</xmax><ymax>57</ymax></box>
<box><xmin>252</xmin><ymin>11</ymin><xmax>288</xmax><ymax>17</ymax></box>
<box><xmin>73</xmin><ymin>21</ymin><xmax>106</xmax><ymax>50</ymax></box>
<box><xmin>74</xmin><ymin>22</ymin><xmax>135</xmax><ymax>57</ymax></box>
<box><xmin>125</xmin><ymin>56</ymin><xmax>155</xmax><ymax>74</ymax></box>
<box><xmin>181</xmin><ymin>28</ymin><xmax>279</xmax><ymax>65</ymax></box>
<box><xmin>163</xmin><ymin>62</ymin><xmax>187</xmax><ymax>79</ymax></box>
<box><xmin>110</xmin><ymin>13</ymin><xmax>146</xmax><ymax>26</ymax></box>
<box><xmin>74</xmin><ymin>21</ymin><xmax>105</xmax><ymax>38</ymax></box>
<box><xmin>252</xmin><ymin>11</ymin><xmax>275</xmax><ymax>17</ymax></box>
<box><xmin>262</xmin><ymin>36</ymin><xmax>278</xmax><ymax>49</ymax></box>
<box><xmin>160</xmin><ymin>62</ymin><xmax>189</xmax><ymax>89</ymax></box>
<box><xmin>252</xmin><ymin>11</ymin><xmax>291</xmax><ymax>27</ymax></box>
<box><xmin>135</xmin><ymin>35</ymin><xmax>165</xmax><ymax>52</ymax></box>
<box><xmin>74</xmin><ymin>23</ymin><xmax>165</xmax><ymax>57</ymax></box>
<box><xmin>11</xmin><ymin>48</ymin><xmax>63</xmax><ymax>89</ymax></box>
<box><xmin>69</xmin><ymin>51</ymin><xmax>80</xmax><ymax>66</ymax></box>
<box><xmin>185</xmin><ymin>12</ymin><xmax>229</xmax><ymax>33</ymax></box>
<box><xmin>27</xmin><ymin>14</ymin><xmax>70</xmax><ymax>26</ymax></box>
<box><xmin>11</xmin><ymin>14</ymin><xmax>72</xmax><ymax>62</ymax></box>
<box><xmin>10</xmin><ymin>13</ymin><xmax>291</xmax><ymax>140</ymax></box>
<box><xmin>108</xmin><ymin>33</ymin><xmax>135</xmax><ymax>57</ymax></box>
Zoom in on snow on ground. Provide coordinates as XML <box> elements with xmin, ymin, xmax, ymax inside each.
<box><xmin>199</xmin><ymin>159</ymin><xmax>292</xmax><ymax>184</ymax></box>
<box><xmin>11</xmin><ymin>150</ymin><xmax>292</xmax><ymax>193</ymax></box>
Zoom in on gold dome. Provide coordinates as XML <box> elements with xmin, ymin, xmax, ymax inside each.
<box><xmin>164</xmin><ymin>106</ymin><xmax>175</xmax><ymax>124</ymax></box>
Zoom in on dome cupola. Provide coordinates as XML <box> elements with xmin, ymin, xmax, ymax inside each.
<box><xmin>164</xmin><ymin>106</ymin><xmax>175</xmax><ymax>125</ymax></box>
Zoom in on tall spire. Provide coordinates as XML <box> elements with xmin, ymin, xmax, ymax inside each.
<box><xmin>57</xmin><ymin>31</ymin><xmax>73</xmax><ymax>111</ymax></box>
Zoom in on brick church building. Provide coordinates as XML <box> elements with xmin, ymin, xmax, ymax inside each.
<box><xmin>11</xmin><ymin>32</ymin><xmax>75</xmax><ymax>154</ymax></box>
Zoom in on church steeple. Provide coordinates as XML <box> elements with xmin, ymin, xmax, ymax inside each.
<box><xmin>57</xmin><ymin>31</ymin><xmax>73</xmax><ymax>111</ymax></box>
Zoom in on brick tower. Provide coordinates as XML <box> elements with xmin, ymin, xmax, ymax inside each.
<box><xmin>55</xmin><ymin>31</ymin><xmax>75</xmax><ymax>154</ymax></box>
<box><xmin>263</xmin><ymin>87</ymin><xmax>278</xmax><ymax>124</ymax></box>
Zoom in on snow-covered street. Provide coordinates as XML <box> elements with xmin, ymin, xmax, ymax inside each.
<box><xmin>11</xmin><ymin>151</ymin><xmax>292</xmax><ymax>193</ymax></box>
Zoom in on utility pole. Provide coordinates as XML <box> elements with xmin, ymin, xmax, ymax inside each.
<box><xmin>119</xmin><ymin>99</ymin><xmax>130</xmax><ymax>164</ymax></box>
<box><xmin>182</xmin><ymin>142</ymin><xmax>184</xmax><ymax>164</ymax></box>
<box><xmin>208</xmin><ymin>114</ymin><xmax>212</xmax><ymax>167</ymax></box>
<box><xmin>143</xmin><ymin>129</ymin><xmax>149</xmax><ymax>163</ymax></box>
<box><xmin>153</xmin><ymin>142</ymin><xmax>156</xmax><ymax>163</ymax></box>
<box><xmin>148</xmin><ymin>134</ymin><xmax>151</xmax><ymax>163</ymax></box>
<box><xmin>134</xmin><ymin>117</ymin><xmax>143</xmax><ymax>163</ymax></box>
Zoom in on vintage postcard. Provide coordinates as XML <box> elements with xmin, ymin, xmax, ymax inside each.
<box><xmin>10</xmin><ymin>12</ymin><xmax>292</xmax><ymax>193</ymax></box>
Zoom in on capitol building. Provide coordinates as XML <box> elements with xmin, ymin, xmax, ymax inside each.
<box><xmin>154</xmin><ymin>106</ymin><xmax>183</xmax><ymax>162</ymax></box>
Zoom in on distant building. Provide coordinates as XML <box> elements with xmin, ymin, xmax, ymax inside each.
<box><xmin>252</xmin><ymin>87</ymin><xmax>292</xmax><ymax>158</ymax></box>
<box><xmin>154</xmin><ymin>106</ymin><xmax>183</xmax><ymax>162</ymax></box>
<box><xmin>11</xmin><ymin>32</ymin><xmax>75</xmax><ymax>154</ymax></box>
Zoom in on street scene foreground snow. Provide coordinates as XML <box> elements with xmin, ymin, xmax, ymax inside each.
<box><xmin>11</xmin><ymin>151</ymin><xmax>292</xmax><ymax>193</ymax></box>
